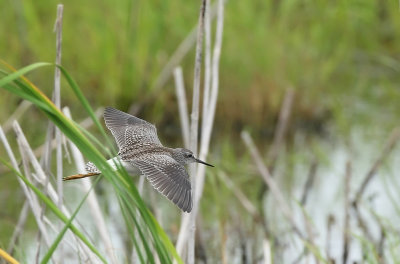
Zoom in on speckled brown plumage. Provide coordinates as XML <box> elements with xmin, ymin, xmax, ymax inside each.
<box><xmin>65</xmin><ymin>107</ymin><xmax>214</xmax><ymax>213</ymax></box>
<box><xmin>102</xmin><ymin>107</ymin><xmax>214</xmax><ymax>213</ymax></box>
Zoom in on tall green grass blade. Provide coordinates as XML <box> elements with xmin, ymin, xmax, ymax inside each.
<box><xmin>119</xmin><ymin>193</ymin><xmax>156</xmax><ymax>263</ymax></box>
<box><xmin>0</xmin><ymin>158</ymin><xmax>107</xmax><ymax>263</ymax></box>
<box><xmin>2</xmin><ymin>83</ymin><xmax>52</xmax><ymax>112</ymax></box>
<box><xmin>120</xmin><ymin>202</ymin><xmax>146</xmax><ymax>263</ymax></box>
<box><xmin>0</xmin><ymin>62</ymin><xmax>52</xmax><ymax>88</ymax></box>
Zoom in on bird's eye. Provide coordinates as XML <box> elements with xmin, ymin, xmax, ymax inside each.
<box><xmin>187</xmin><ymin>154</ymin><xmax>193</xmax><ymax>158</ymax></box>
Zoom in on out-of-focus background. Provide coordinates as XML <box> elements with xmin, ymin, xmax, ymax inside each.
<box><xmin>1</xmin><ymin>0</ymin><xmax>400</xmax><ymax>263</ymax></box>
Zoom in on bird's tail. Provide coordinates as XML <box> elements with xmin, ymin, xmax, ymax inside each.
<box><xmin>63</xmin><ymin>161</ymin><xmax>101</xmax><ymax>181</ymax></box>
<box><xmin>63</xmin><ymin>172</ymin><xmax>101</xmax><ymax>181</ymax></box>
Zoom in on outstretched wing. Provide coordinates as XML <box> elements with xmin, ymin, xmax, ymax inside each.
<box><xmin>131</xmin><ymin>154</ymin><xmax>192</xmax><ymax>213</ymax></box>
<box><xmin>104</xmin><ymin>107</ymin><xmax>162</xmax><ymax>151</ymax></box>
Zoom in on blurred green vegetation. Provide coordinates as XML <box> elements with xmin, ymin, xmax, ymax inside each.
<box><xmin>1</xmin><ymin>0</ymin><xmax>399</xmax><ymax>140</ymax></box>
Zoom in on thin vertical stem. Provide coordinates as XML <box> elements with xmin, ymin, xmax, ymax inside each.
<box><xmin>188</xmin><ymin>1</ymin><xmax>207</xmax><ymax>263</ymax></box>
<box><xmin>241</xmin><ymin>131</ymin><xmax>304</xmax><ymax>239</ymax></box>
<box><xmin>196</xmin><ymin>0</ymin><xmax>224</xmax><ymax>204</ymax></box>
<box><xmin>267</xmin><ymin>88</ymin><xmax>295</xmax><ymax>170</ymax></box>
<box><xmin>189</xmin><ymin>0</ymin><xmax>206</xmax><ymax>158</ymax></box>
<box><xmin>54</xmin><ymin>4</ymin><xmax>64</xmax><ymax>210</ymax></box>
<box><xmin>0</xmin><ymin>126</ymin><xmax>52</xmax><ymax>250</ymax></box>
<box><xmin>54</xmin><ymin>6</ymin><xmax>64</xmax><ymax>260</ymax></box>
<box><xmin>173</xmin><ymin>67</ymin><xmax>190</xmax><ymax>148</ymax></box>
<box><xmin>263</xmin><ymin>239</ymin><xmax>272</xmax><ymax>264</ymax></box>
<box><xmin>175</xmin><ymin>1</ymin><xmax>224</xmax><ymax>261</ymax></box>
<box><xmin>201</xmin><ymin>0</ymin><xmax>212</xmax><ymax>128</ymax></box>
<box><xmin>12</xmin><ymin>121</ymin><xmax>96</xmax><ymax>261</ymax></box>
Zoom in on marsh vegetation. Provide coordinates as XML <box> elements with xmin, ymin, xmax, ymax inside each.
<box><xmin>1</xmin><ymin>0</ymin><xmax>400</xmax><ymax>263</ymax></box>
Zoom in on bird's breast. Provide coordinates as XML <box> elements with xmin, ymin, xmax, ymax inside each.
<box><xmin>107</xmin><ymin>157</ymin><xmax>142</xmax><ymax>176</ymax></box>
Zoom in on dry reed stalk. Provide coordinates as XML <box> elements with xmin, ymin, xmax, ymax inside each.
<box><xmin>218</xmin><ymin>171</ymin><xmax>260</xmax><ymax>221</ymax></box>
<box><xmin>175</xmin><ymin>213</ymin><xmax>190</xmax><ymax>260</ymax></box>
<box><xmin>61</xmin><ymin>130</ymin><xmax>71</xmax><ymax>163</ymax></box>
<box><xmin>263</xmin><ymin>239</ymin><xmax>272</xmax><ymax>264</ymax></box>
<box><xmin>17</xmin><ymin>134</ymin><xmax>49</xmax><ymax>260</ymax></box>
<box><xmin>14</xmin><ymin>121</ymin><xmax>60</xmax><ymax>204</ymax></box>
<box><xmin>63</xmin><ymin>107</ymin><xmax>118</xmax><ymax>264</ymax></box>
<box><xmin>267</xmin><ymin>88</ymin><xmax>295</xmax><ymax>172</ymax></box>
<box><xmin>0</xmin><ymin>126</ymin><xmax>52</xmax><ymax>250</ymax></box>
<box><xmin>173</xmin><ymin>67</ymin><xmax>190</xmax><ymax>148</ymax></box>
<box><xmin>196</xmin><ymin>0</ymin><xmax>224</xmax><ymax>204</ymax></box>
<box><xmin>54</xmin><ymin>4</ymin><xmax>64</xmax><ymax>212</ymax></box>
<box><xmin>41</xmin><ymin>118</ymin><xmax>54</xmax><ymax>171</ymax></box>
<box><xmin>175</xmin><ymin>0</ymin><xmax>224</xmax><ymax>261</ymax></box>
<box><xmin>12</xmin><ymin>121</ymin><xmax>98</xmax><ymax>261</ymax></box>
<box><xmin>201</xmin><ymin>0</ymin><xmax>212</xmax><ymax>131</ymax></box>
<box><xmin>187</xmin><ymin>1</ymin><xmax>207</xmax><ymax>262</ymax></box>
<box><xmin>241</xmin><ymin>131</ymin><xmax>329</xmax><ymax>262</ymax></box>
<box><xmin>241</xmin><ymin>131</ymin><xmax>304</xmax><ymax>239</ymax></box>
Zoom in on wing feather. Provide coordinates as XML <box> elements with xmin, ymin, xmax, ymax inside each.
<box><xmin>132</xmin><ymin>155</ymin><xmax>192</xmax><ymax>212</ymax></box>
<box><xmin>104</xmin><ymin>107</ymin><xmax>162</xmax><ymax>151</ymax></box>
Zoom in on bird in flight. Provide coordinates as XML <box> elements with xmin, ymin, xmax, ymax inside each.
<box><xmin>63</xmin><ymin>107</ymin><xmax>213</xmax><ymax>212</ymax></box>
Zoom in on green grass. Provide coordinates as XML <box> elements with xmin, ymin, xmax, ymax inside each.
<box><xmin>1</xmin><ymin>0</ymin><xmax>400</xmax><ymax>134</ymax></box>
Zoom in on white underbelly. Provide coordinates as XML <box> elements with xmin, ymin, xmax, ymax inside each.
<box><xmin>107</xmin><ymin>157</ymin><xmax>141</xmax><ymax>176</ymax></box>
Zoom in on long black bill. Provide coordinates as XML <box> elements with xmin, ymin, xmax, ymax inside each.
<box><xmin>195</xmin><ymin>158</ymin><xmax>214</xmax><ymax>167</ymax></box>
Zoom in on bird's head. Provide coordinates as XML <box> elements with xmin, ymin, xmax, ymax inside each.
<box><xmin>172</xmin><ymin>148</ymin><xmax>214</xmax><ymax>167</ymax></box>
